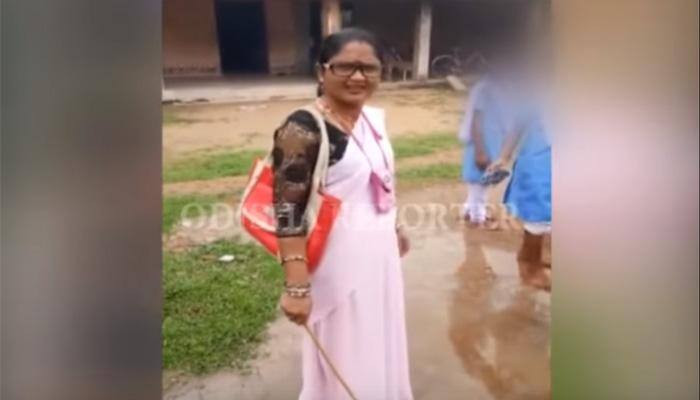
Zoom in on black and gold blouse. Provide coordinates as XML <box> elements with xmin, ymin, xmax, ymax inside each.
<box><xmin>272</xmin><ymin>110</ymin><xmax>349</xmax><ymax>237</ymax></box>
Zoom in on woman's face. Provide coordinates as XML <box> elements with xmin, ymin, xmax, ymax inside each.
<box><xmin>319</xmin><ymin>41</ymin><xmax>382</xmax><ymax>107</ymax></box>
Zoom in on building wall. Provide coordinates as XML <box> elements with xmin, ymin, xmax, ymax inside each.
<box><xmin>351</xmin><ymin>0</ymin><xmax>418</xmax><ymax>61</ymax></box>
<box><xmin>294</xmin><ymin>1</ymin><xmax>313</xmax><ymax>74</ymax></box>
<box><xmin>264</xmin><ymin>0</ymin><xmax>311</xmax><ymax>75</ymax></box>
<box><xmin>163</xmin><ymin>0</ymin><xmax>221</xmax><ymax>77</ymax></box>
<box><xmin>164</xmin><ymin>0</ymin><xmax>509</xmax><ymax>78</ymax></box>
<box><xmin>431</xmin><ymin>1</ymin><xmax>535</xmax><ymax>58</ymax></box>
<box><xmin>351</xmin><ymin>0</ymin><xmax>536</xmax><ymax>68</ymax></box>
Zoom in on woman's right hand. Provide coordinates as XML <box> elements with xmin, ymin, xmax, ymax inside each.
<box><xmin>280</xmin><ymin>293</ymin><xmax>312</xmax><ymax>326</ymax></box>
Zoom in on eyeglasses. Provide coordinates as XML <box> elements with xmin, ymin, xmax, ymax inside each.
<box><xmin>323</xmin><ymin>62</ymin><xmax>382</xmax><ymax>78</ymax></box>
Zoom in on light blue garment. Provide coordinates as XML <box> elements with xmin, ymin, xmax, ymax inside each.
<box><xmin>503</xmin><ymin>111</ymin><xmax>551</xmax><ymax>223</ymax></box>
<box><xmin>460</xmin><ymin>79</ymin><xmax>511</xmax><ymax>183</ymax></box>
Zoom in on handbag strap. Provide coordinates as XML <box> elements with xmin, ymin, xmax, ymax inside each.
<box><xmin>298</xmin><ymin>104</ymin><xmax>331</xmax><ymax>191</ymax></box>
<box><xmin>292</xmin><ymin>105</ymin><xmax>331</xmax><ymax>232</ymax></box>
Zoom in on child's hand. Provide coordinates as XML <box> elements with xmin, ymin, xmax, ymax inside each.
<box><xmin>475</xmin><ymin>151</ymin><xmax>490</xmax><ymax>171</ymax></box>
<box><xmin>486</xmin><ymin>158</ymin><xmax>509</xmax><ymax>174</ymax></box>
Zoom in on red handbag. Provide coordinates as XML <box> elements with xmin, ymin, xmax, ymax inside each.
<box><xmin>239</xmin><ymin>105</ymin><xmax>341</xmax><ymax>273</ymax></box>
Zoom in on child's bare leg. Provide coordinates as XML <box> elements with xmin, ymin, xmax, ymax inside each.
<box><xmin>518</xmin><ymin>231</ymin><xmax>551</xmax><ymax>291</ymax></box>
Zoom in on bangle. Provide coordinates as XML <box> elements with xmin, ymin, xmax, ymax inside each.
<box><xmin>281</xmin><ymin>254</ymin><xmax>307</xmax><ymax>265</ymax></box>
<box><xmin>284</xmin><ymin>282</ymin><xmax>311</xmax><ymax>298</ymax></box>
<box><xmin>284</xmin><ymin>282</ymin><xmax>311</xmax><ymax>289</ymax></box>
<box><xmin>286</xmin><ymin>289</ymin><xmax>310</xmax><ymax>298</ymax></box>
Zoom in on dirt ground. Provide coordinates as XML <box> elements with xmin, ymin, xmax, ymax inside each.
<box><xmin>163</xmin><ymin>88</ymin><xmax>465</xmax><ymax>163</ymax></box>
<box><xmin>162</xmin><ymin>88</ymin><xmax>550</xmax><ymax>399</ymax></box>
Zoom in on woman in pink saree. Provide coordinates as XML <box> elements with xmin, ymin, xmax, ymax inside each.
<box><xmin>272</xmin><ymin>28</ymin><xmax>414</xmax><ymax>400</ymax></box>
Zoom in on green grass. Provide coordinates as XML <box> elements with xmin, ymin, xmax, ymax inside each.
<box><xmin>163</xmin><ymin>109</ymin><xmax>191</xmax><ymax>126</ymax></box>
<box><xmin>163</xmin><ymin>240</ymin><xmax>283</xmax><ymax>374</ymax></box>
<box><xmin>163</xmin><ymin>150</ymin><xmax>266</xmax><ymax>183</ymax></box>
<box><xmin>163</xmin><ymin>195</ymin><xmax>223</xmax><ymax>233</ymax></box>
<box><xmin>396</xmin><ymin>162</ymin><xmax>461</xmax><ymax>184</ymax></box>
<box><xmin>392</xmin><ymin>132</ymin><xmax>459</xmax><ymax>160</ymax></box>
<box><xmin>161</xmin><ymin>133</ymin><xmax>457</xmax><ymax>186</ymax></box>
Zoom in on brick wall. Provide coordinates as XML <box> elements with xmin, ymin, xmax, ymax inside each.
<box><xmin>264</xmin><ymin>0</ymin><xmax>311</xmax><ymax>75</ymax></box>
<box><xmin>163</xmin><ymin>0</ymin><xmax>221</xmax><ymax>77</ymax></box>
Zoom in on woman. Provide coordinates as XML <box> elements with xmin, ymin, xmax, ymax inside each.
<box><xmin>272</xmin><ymin>28</ymin><xmax>413</xmax><ymax>399</ymax></box>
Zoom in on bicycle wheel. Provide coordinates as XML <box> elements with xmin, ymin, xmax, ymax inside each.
<box><xmin>430</xmin><ymin>55</ymin><xmax>459</xmax><ymax>78</ymax></box>
<box><xmin>462</xmin><ymin>52</ymin><xmax>488</xmax><ymax>76</ymax></box>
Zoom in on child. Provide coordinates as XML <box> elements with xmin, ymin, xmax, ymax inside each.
<box><xmin>458</xmin><ymin>72</ymin><xmax>512</xmax><ymax>226</ymax></box>
<box><xmin>489</xmin><ymin>104</ymin><xmax>551</xmax><ymax>290</ymax></box>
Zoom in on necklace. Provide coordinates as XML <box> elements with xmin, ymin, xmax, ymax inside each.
<box><xmin>315</xmin><ymin>98</ymin><xmax>359</xmax><ymax>135</ymax></box>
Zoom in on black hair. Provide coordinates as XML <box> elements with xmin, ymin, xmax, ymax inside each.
<box><xmin>316</xmin><ymin>28</ymin><xmax>383</xmax><ymax>97</ymax></box>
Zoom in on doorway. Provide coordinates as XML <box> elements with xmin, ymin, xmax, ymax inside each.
<box><xmin>215</xmin><ymin>0</ymin><xmax>268</xmax><ymax>74</ymax></box>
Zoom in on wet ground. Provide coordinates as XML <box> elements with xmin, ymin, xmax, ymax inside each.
<box><xmin>164</xmin><ymin>183</ymin><xmax>551</xmax><ymax>400</ymax></box>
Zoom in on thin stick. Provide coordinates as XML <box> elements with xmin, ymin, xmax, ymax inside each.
<box><xmin>303</xmin><ymin>324</ymin><xmax>359</xmax><ymax>400</ymax></box>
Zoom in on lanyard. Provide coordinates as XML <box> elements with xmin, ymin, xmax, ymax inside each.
<box><xmin>349</xmin><ymin>113</ymin><xmax>391</xmax><ymax>174</ymax></box>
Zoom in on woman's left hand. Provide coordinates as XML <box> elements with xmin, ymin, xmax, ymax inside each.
<box><xmin>397</xmin><ymin>227</ymin><xmax>410</xmax><ymax>257</ymax></box>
